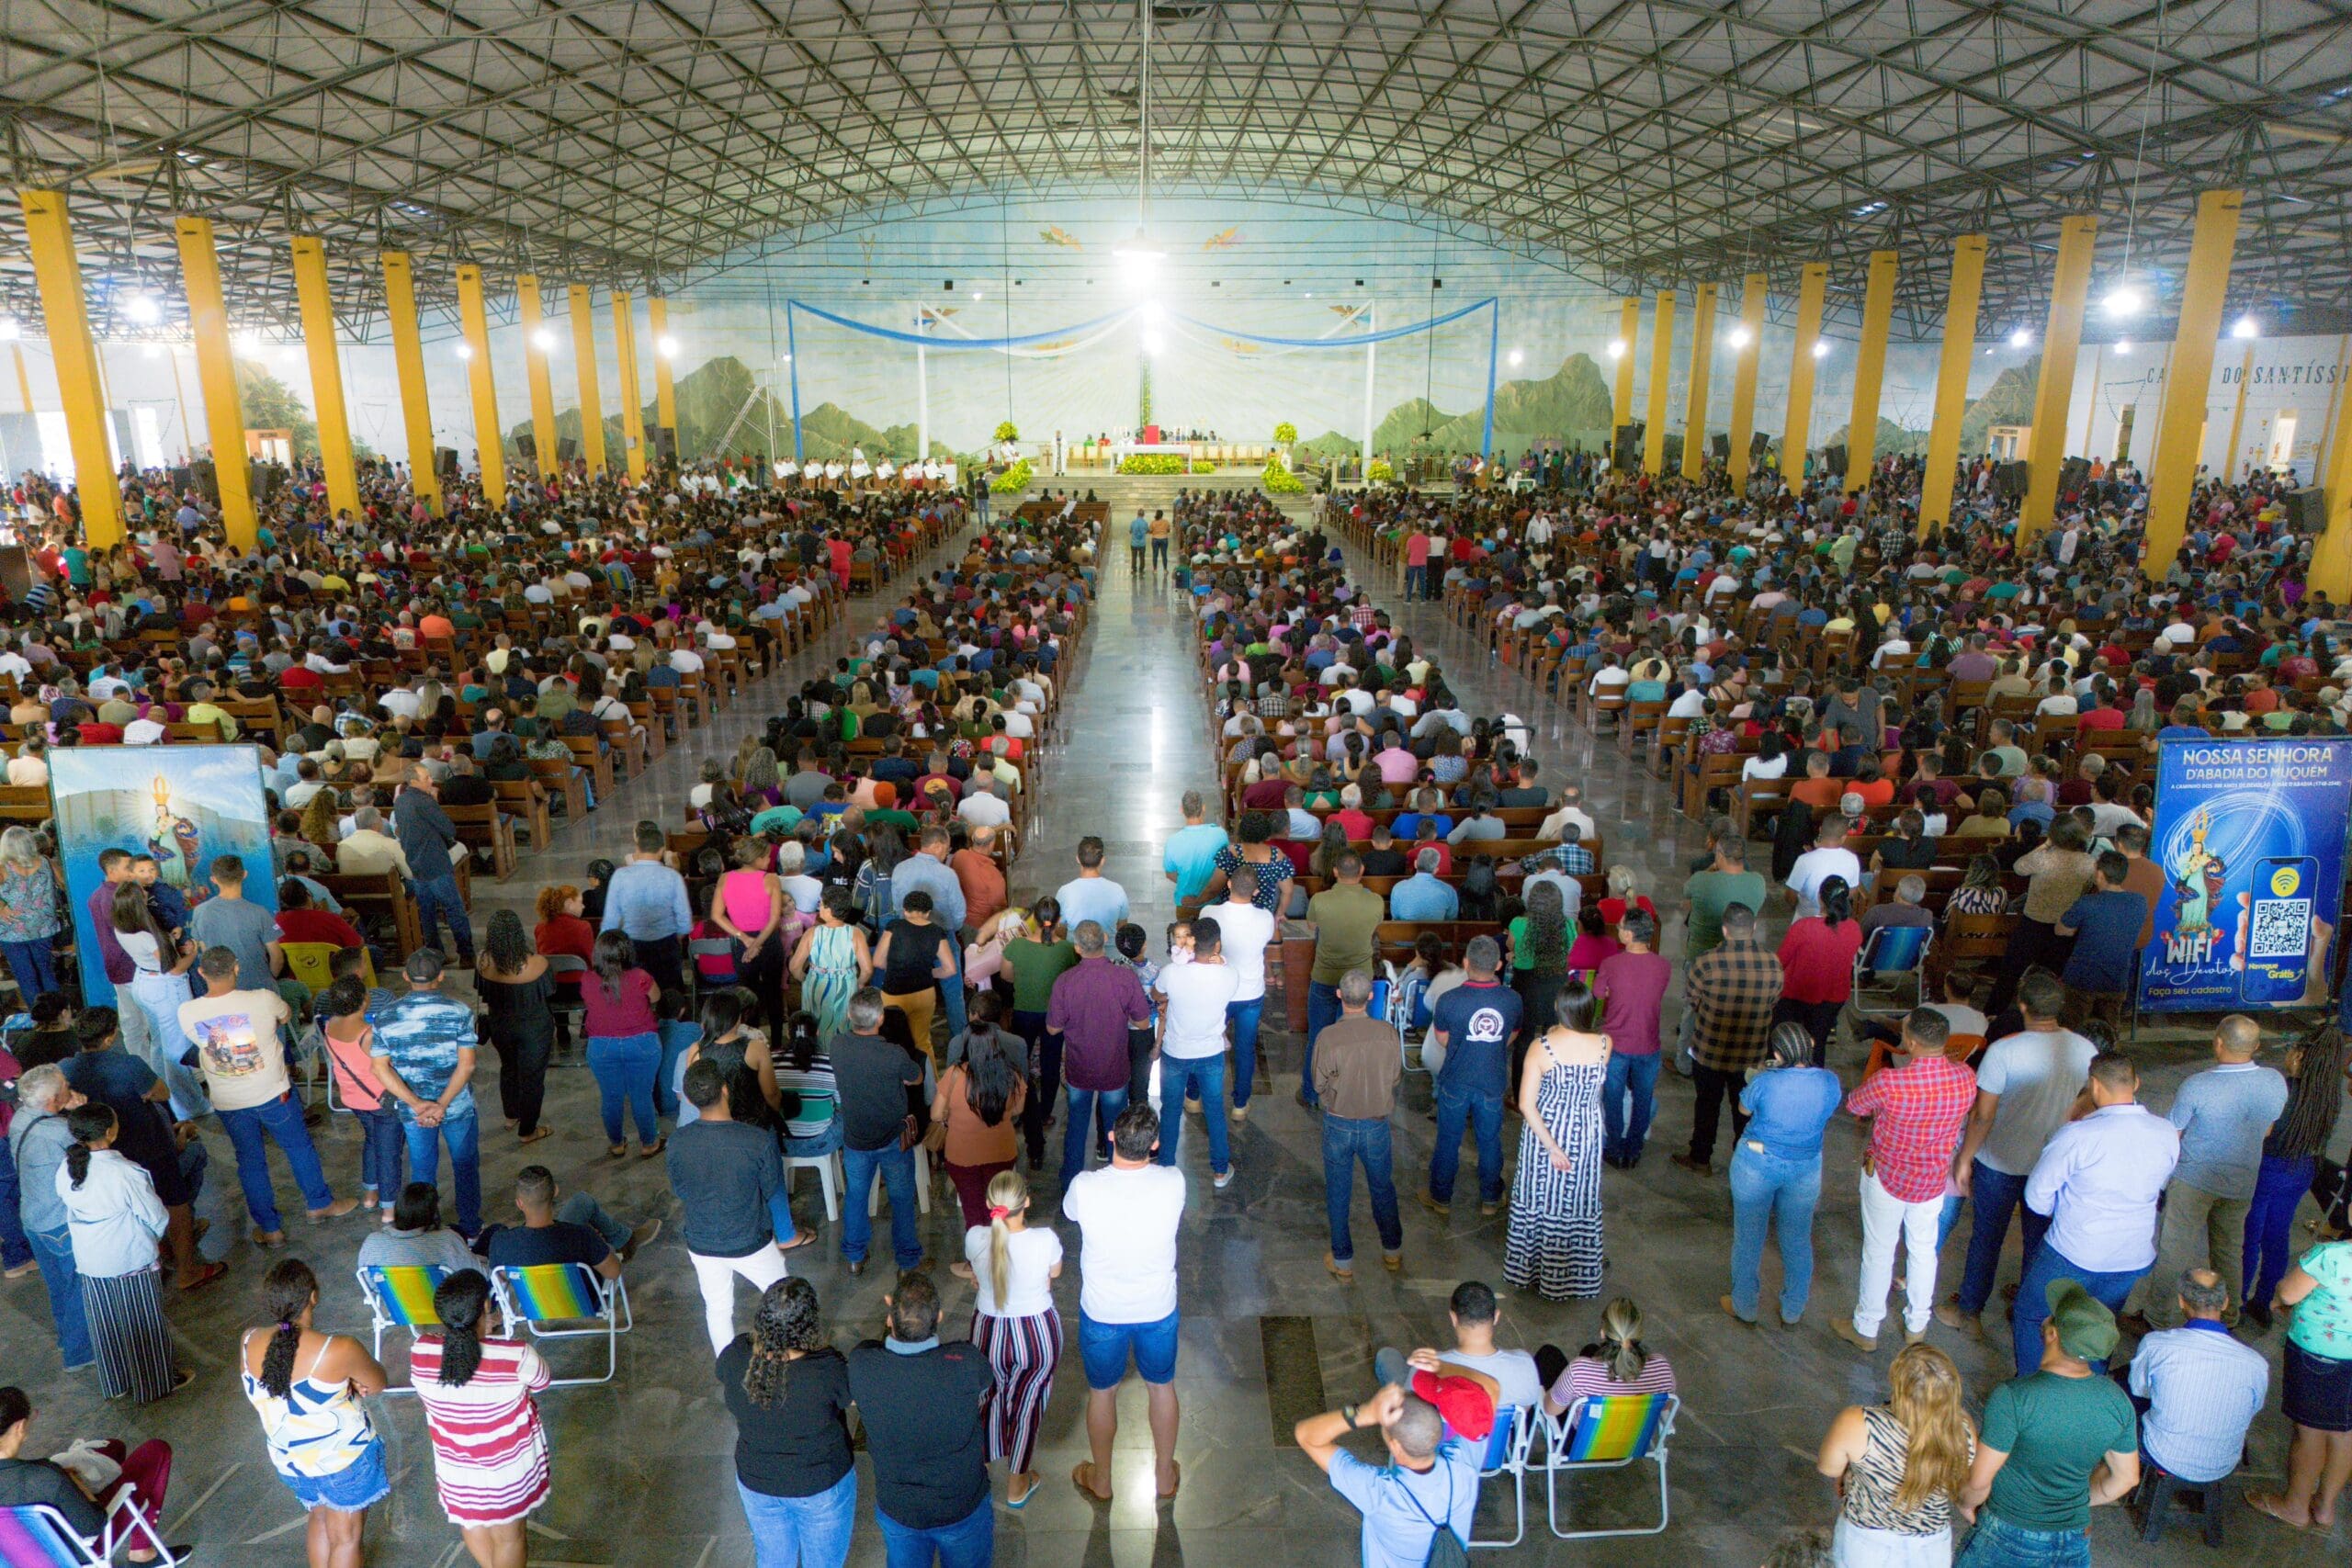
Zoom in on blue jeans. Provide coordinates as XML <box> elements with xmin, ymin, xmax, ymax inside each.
<box><xmin>1061</xmin><ymin>1085</ymin><xmax>1127</xmax><ymax>1189</ymax></box>
<box><xmin>402</xmin><ymin>1111</ymin><xmax>482</xmax><ymax>1235</ymax></box>
<box><xmin>1430</xmin><ymin>1080</ymin><xmax>1505</xmax><ymax>1204</ymax></box>
<box><xmin>841</xmin><ymin>1144</ymin><xmax>922</xmax><ymax>1269</ymax></box>
<box><xmin>2245</xmin><ymin>1153</ymin><xmax>2316</xmax><ymax>1311</ymax></box>
<box><xmin>355</xmin><ymin>1105</ymin><xmax>405</xmax><ymax>1204</ymax></box>
<box><xmin>218</xmin><ymin>1091</ymin><xmax>337</xmax><ymax>1233</ymax></box>
<box><xmin>408</xmin><ymin>874</ymin><xmax>475</xmax><ymax>963</ymax></box>
<box><xmin>557</xmin><ymin>1192</ymin><xmax>636</xmax><ymax>1252</ymax></box>
<box><xmin>938</xmin><ymin>938</ymin><xmax>967</xmax><ymax>1041</ymax></box>
<box><xmin>1601</xmin><ymin>1053</ymin><xmax>1660</xmax><ymax>1163</ymax></box>
<box><xmin>1955</xmin><ymin>1513</ymin><xmax>2092</xmax><ymax>1568</ymax></box>
<box><xmin>2011</xmin><ymin>1241</ymin><xmax>2145</xmax><ymax>1378</ymax></box>
<box><xmin>1156</xmin><ymin>1055</ymin><xmax>1230</xmax><ymax>1176</ymax></box>
<box><xmin>0</xmin><ymin>1131</ymin><xmax>31</xmax><ymax>1269</ymax></box>
<box><xmin>653</xmin><ymin>1021</ymin><xmax>699</xmax><ymax>1120</ymax></box>
<box><xmin>1957</xmin><ymin>1160</ymin><xmax>2052</xmax><ymax>1314</ymax></box>
<box><xmin>1405</xmin><ymin>564</ymin><xmax>1429</xmax><ymax>600</ymax></box>
<box><xmin>588</xmin><ymin>1031</ymin><xmax>662</xmax><ymax>1146</ymax></box>
<box><xmin>1324</xmin><ymin>1113</ymin><xmax>1402</xmax><ymax>1264</ymax></box>
<box><xmin>739</xmin><ymin>1471</ymin><xmax>855</xmax><ymax>1568</ymax></box>
<box><xmin>876</xmin><ymin>1496</ymin><xmax>992</xmax><ymax>1568</ymax></box>
<box><xmin>1301</xmin><ymin>982</ymin><xmax>1342</xmax><ymax>1106</ymax></box>
<box><xmin>1227</xmin><ymin>997</ymin><xmax>1264</xmax><ymax>1108</ymax></box>
<box><xmin>1727</xmin><ymin>1146</ymin><xmax>1822</xmax><ymax>1323</ymax></box>
<box><xmin>27</xmin><ymin>1223</ymin><xmax>93</xmax><ymax>1369</ymax></box>
<box><xmin>1</xmin><ymin>936</ymin><xmax>59</xmax><ymax>1003</ymax></box>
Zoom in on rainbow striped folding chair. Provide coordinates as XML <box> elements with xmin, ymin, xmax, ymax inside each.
<box><xmin>2</xmin><ymin>1498</ymin><xmax>180</xmax><ymax>1567</ymax></box>
<box><xmin>1541</xmin><ymin>1392</ymin><xmax>1678</xmax><ymax>1540</ymax></box>
<box><xmin>489</xmin><ymin>1261</ymin><xmax>630</xmax><ymax>1387</ymax></box>
<box><xmin>356</xmin><ymin>1264</ymin><xmax>447</xmax><ymax>1390</ymax></box>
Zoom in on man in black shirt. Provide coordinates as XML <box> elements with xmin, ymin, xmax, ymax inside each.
<box><xmin>477</xmin><ymin>1165</ymin><xmax>656</xmax><ymax>1281</ymax></box>
<box><xmin>844</xmin><ymin>1271</ymin><xmax>993</xmax><ymax>1567</ymax></box>
<box><xmin>1359</xmin><ymin>823</ymin><xmax>1410</xmax><ymax>879</ymax></box>
<box><xmin>831</xmin><ymin>988</ymin><xmax>925</xmax><ymax>1277</ymax></box>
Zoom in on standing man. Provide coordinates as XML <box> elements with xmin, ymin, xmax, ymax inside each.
<box><xmin>1677</xmin><ymin>836</ymin><xmax>1768</xmax><ymax>1075</ymax></box>
<box><xmin>1128</xmin><ymin>508</ymin><xmax>1148</xmax><ymax>575</ymax></box>
<box><xmin>1301</xmin><ymin>855</ymin><xmax>1386</xmax><ymax>1110</ymax></box>
<box><xmin>392</xmin><ymin>762</ymin><xmax>474</xmax><ymax>966</ymax></box>
<box><xmin>1593</xmin><ymin>909</ymin><xmax>1672</xmax><ymax>1169</ymax></box>
<box><xmin>369</xmin><ymin>949</ymin><xmax>483</xmax><ymax>1238</ymax></box>
<box><xmin>1045</xmin><ymin>922</ymin><xmax>1152</xmax><ymax>1189</ymax></box>
<box><xmin>1065</xmin><ymin>1106</ymin><xmax>1186</xmax><ymax>1506</ymax></box>
<box><xmin>2052</xmin><ymin>852</ymin><xmax>2150</xmax><ymax>1031</ymax></box>
<box><xmin>2127</xmin><ymin>1013</ymin><xmax>2284</xmax><ymax>1329</ymax></box>
<box><xmin>187</xmin><ymin>855</ymin><xmax>291</xmax><ymax>1011</ymax></box>
<box><xmin>2009</xmin><ymin>1052</ymin><xmax>2181</xmax><ymax>1376</ymax></box>
<box><xmin>846</xmin><ymin>1271</ymin><xmax>996</xmax><ymax>1568</ymax></box>
<box><xmin>1211</xmin><ymin>867</ymin><xmax>1277</xmax><ymax>1122</ymax></box>
<box><xmin>892</xmin><ymin>825</ymin><xmax>970</xmax><ymax>1039</ymax></box>
<box><xmin>600</xmin><ymin>819</ymin><xmax>695</xmax><ymax>994</ymax></box>
<box><xmin>1314</xmin><ymin>970</ymin><xmax>1404</xmax><ymax>1281</ymax></box>
<box><xmin>1152</xmin><ymin>917</ymin><xmax>1238</xmax><ymax>1189</ymax></box>
<box><xmin>1836</xmin><ymin>1010</ymin><xmax>1976</xmax><ymax>1353</ymax></box>
<box><xmin>179</xmin><ymin>947</ymin><xmax>357</xmax><ymax>1244</ymax></box>
<box><xmin>1053</xmin><ymin>836</ymin><xmax>1131</xmax><ymax>937</ymax></box>
<box><xmin>1953</xmin><ymin>1283</ymin><xmax>2139</xmax><ymax>1568</ymax></box>
<box><xmin>831</xmin><ymin>989</ymin><xmax>926</xmax><ymax>1277</ymax></box>
<box><xmin>1418</xmin><ymin>936</ymin><xmax>1522</xmax><ymax>1218</ymax></box>
<box><xmin>1161</xmin><ymin>791</ymin><xmax>1229</xmax><ymax>909</ymax></box>
<box><xmin>1939</xmin><ymin>972</ymin><xmax>2097</xmax><ymax>1338</ymax></box>
<box><xmin>1675</xmin><ymin>903</ymin><xmax>1782</xmax><ymax>1175</ymax></box>
<box><xmin>667</xmin><ymin>1060</ymin><xmax>807</xmax><ymax>1352</ymax></box>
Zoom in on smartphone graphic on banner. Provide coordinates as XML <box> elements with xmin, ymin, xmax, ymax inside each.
<box><xmin>2243</xmin><ymin>856</ymin><xmax>2320</xmax><ymax>1006</ymax></box>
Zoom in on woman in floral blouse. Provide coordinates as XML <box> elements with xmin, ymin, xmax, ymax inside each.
<box><xmin>0</xmin><ymin>825</ymin><xmax>65</xmax><ymax>999</ymax></box>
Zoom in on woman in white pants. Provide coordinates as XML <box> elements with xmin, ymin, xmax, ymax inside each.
<box><xmin>666</xmin><ymin>1057</ymin><xmax>815</xmax><ymax>1352</ymax></box>
<box><xmin>1815</xmin><ymin>1344</ymin><xmax>1975</xmax><ymax>1567</ymax></box>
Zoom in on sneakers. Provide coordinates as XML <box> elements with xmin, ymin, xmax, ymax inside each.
<box><xmin>1213</xmin><ymin>1168</ymin><xmax>1235</xmax><ymax>1190</ymax></box>
<box><xmin>1833</xmin><ymin>1318</ymin><xmax>1879</xmax><ymax>1353</ymax></box>
<box><xmin>1933</xmin><ymin>1301</ymin><xmax>1984</xmax><ymax>1338</ymax></box>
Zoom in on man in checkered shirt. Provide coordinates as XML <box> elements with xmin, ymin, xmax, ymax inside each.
<box><xmin>1674</xmin><ymin>903</ymin><xmax>1783</xmax><ymax>1173</ymax></box>
<box><xmin>1837</xmin><ymin>1009</ymin><xmax>1977</xmax><ymax>1351</ymax></box>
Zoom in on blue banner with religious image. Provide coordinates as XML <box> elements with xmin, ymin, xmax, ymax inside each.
<box><xmin>2139</xmin><ymin>736</ymin><xmax>2352</xmax><ymax>1012</ymax></box>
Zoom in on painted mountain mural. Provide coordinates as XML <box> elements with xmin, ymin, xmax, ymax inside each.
<box><xmin>1295</xmin><ymin>352</ymin><xmax>1617</xmax><ymax>458</ymax></box>
<box><xmin>1826</xmin><ymin>416</ymin><xmax>1932</xmax><ymax>458</ymax></box>
<box><xmin>509</xmin><ymin>355</ymin><xmax>959</xmax><ymax>466</ymax></box>
<box><xmin>1960</xmin><ymin>358</ymin><xmax>2040</xmax><ymax>455</ymax></box>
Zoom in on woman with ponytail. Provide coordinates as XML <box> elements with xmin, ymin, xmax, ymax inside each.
<box><xmin>411</xmin><ymin>1269</ymin><xmax>553</xmax><ymax>1567</ymax></box>
<box><xmin>1815</xmin><ymin>1343</ymin><xmax>1976</xmax><ymax>1566</ymax></box>
<box><xmin>720</xmin><ymin>1278</ymin><xmax>855</xmax><ymax>1568</ymax></box>
<box><xmin>240</xmin><ymin>1258</ymin><xmax>390</xmax><ymax>1568</ymax></box>
<box><xmin>1540</xmin><ymin>1296</ymin><xmax>1677</xmax><ymax>1438</ymax></box>
<box><xmin>963</xmin><ymin>1168</ymin><xmax>1063</xmax><ymax>1507</ymax></box>
<box><xmin>54</xmin><ymin>1102</ymin><xmax>184</xmax><ymax>1404</ymax></box>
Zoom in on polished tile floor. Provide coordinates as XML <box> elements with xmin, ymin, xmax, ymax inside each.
<box><xmin>2</xmin><ymin>479</ymin><xmax>2322</xmax><ymax>1564</ymax></box>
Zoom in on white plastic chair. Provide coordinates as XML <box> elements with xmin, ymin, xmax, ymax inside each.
<box><xmin>865</xmin><ymin>1143</ymin><xmax>933</xmax><ymax>1217</ymax></box>
<box><xmin>786</xmin><ymin>1149</ymin><xmax>842</xmax><ymax>1222</ymax></box>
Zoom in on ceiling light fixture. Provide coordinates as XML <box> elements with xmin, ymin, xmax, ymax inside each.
<box><xmin>1726</xmin><ymin>324</ymin><xmax>1752</xmax><ymax>349</ymax></box>
<box><xmin>2232</xmin><ymin>314</ymin><xmax>2260</xmax><ymax>339</ymax></box>
<box><xmin>531</xmin><ymin>329</ymin><xmax>558</xmax><ymax>353</ymax></box>
<box><xmin>454</xmin><ymin>342</ymin><xmax>474</xmax><ymax>360</ymax></box>
<box><xmin>1508</xmin><ymin>348</ymin><xmax>1524</xmax><ymax>367</ymax></box>
<box><xmin>0</xmin><ymin>320</ymin><xmax>19</xmax><ymax>342</ymax></box>
<box><xmin>2100</xmin><ymin>285</ymin><xmax>2143</xmax><ymax>319</ymax></box>
<box><xmin>1605</xmin><ymin>339</ymin><xmax>1626</xmax><ymax>361</ymax></box>
<box><xmin>2009</xmin><ymin>328</ymin><xmax>2034</xmax><ymax>349</ymax></box>
<box><xmin>1812</xmin><ymin>339</ymin><xmax>1830</xmax><ymax>359</ymax></box>
<box><xmin>657</xmin><ymin>335</ymin><xmax>680</xmax><ymax>358</ymax></box>
<box><xmin>123</xmin><ymin>293</ymin><xmax>161</xmax><ymax>325</ymax></box>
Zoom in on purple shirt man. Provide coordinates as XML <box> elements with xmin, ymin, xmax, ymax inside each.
<box><xmin>1046</xmin><ymin>950</ymin><xmax>1153</xmax><ymax>1091</ymax></box>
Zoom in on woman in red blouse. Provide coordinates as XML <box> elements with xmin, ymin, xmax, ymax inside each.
<box><xmin>1775</xmin><ymin>875</ymin><xmax>1864</xmax><ymax>1065</ymax></box>
<box><xmin>532</xmin><ymin>884</ymin><xmax>596</xmax><ymax>1050</ymax></box>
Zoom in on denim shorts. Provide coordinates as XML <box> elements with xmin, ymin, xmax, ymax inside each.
<box><xmin>1079</xmin><ymin>1308</ymin><xmax>1180</xmax><ymax>1390</ymax></box>
<box><xmin>280</xmin><ymin>1437</ymin><xmax>391</xmax><ymax>1513</ymax></box>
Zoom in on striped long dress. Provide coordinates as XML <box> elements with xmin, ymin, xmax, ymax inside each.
<box><xmin>1506</xmin><ymin>1051</ymin><xmax>1607</xmax><ymax>1301</ymax></box>
<box><xmin>410</xmin><ymin>1338</ymin><xmax>554</xmax><ymax>1527</ymax></box>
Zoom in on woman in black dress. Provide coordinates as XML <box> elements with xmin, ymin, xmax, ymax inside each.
<box><xmin>473</xmin><ymin>910</ymin><xmax>556</xmax><ymax>1144</ymax></box>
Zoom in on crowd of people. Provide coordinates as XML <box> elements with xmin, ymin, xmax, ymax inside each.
<box><xmin>0</xmin><ymin>431</ymin><xmax>2349</xmax><ymax>1568</ymax></box>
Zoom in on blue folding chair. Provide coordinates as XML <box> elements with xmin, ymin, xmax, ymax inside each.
<box><xmin>1465</xmin><ymin>1404</ymin><xmax>1536</xmax><ymax>1548</ymax></box>
<box><xmin>490</xmin><ymin>1261</ymin><xmax>630</xmax><ymax>1387</ymax></box>
<box><xmin>1</xmin><ymin>1495</ymin><xmax>180</xmax><ymax>1567</ymax></box>
<box><xmin>1542</xmin><ymin>1392</ymin><xmax>1679</xmax><ymax>1540</ymax></box>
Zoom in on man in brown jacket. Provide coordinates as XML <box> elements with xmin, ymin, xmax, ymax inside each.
<box><xmin>1313</xmin><ymin>968</ymin><xmax>1404</xmax><ymax>1281</ymax></box>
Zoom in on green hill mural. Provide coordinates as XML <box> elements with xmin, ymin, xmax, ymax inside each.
<box><xmin>1825</xmin><ymin>415</ymin><xmax>1932</xmax><ymax>458</ymax></box>
<box><xmin>1960</xmin><ymin>358</ymin><xmax>2039</xmax><ymax>455</ymax></box>
<box><xmin>509</xmin><ymin>355</ymin><xmax>958</xmax><ymax>466</ymax></box>
<box><xmin>1297</xmin><ymin>353</ymin><xmax>1619</xmax><ymax>461</ymax></box>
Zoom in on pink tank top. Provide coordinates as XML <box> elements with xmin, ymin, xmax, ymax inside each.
<box><xmin>719</xmin><ymin>869</ymin><xmax>773</xmax><ymax>932</ymax></box>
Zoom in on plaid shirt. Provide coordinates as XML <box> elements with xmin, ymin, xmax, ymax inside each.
<box><xmin>1521</xmin><ymin>842</ymin><xmax>1595</xmax><ymax>876</ymax></box>
<box><xmin>1846</xmin><ymin>1055</ymin><xmax>1977</xmax><ymax>1203</ymax></box>
<box><xmin>1685</xmin><ymin>935</ymin><xmax>1782</xmax><ymax>1072</ymax></box>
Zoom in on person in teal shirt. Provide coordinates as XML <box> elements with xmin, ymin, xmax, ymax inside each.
<box><xmin>1161</xmin><ymin>793</ymin><xmax>1230</xmax><ymax>906</ymax></box>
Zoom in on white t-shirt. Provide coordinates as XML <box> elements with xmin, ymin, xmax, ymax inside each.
<box><xmin>178</xmin><ymin>987</ymin><xmax>293</xmax><ymax>1111</ymax></box>
<box><xmin>1974</xmin><ymin>1028</ymin><xmax>2098</xmax><ymax>1176</ymax></box>
<box><xmin>1210</xmin><ymin>902</ymin><xmax>1276</xmax><ymax>1003</ymax></box>
<box><xmin>1063</xmin><ymin>1163</ymin><xmax>1185</xmax><ymax>1325</ymax></box>
<box><xmin>1158</xmin><ymin>959</ymin><xmax>1239</xmax><ymax>1058</ymax></box>
<box><xmin>1786</xmin><ymin>846</ymin><xmax>1864</xmax><ymax>913</ymax></box>
<box><xmin>1440</xmin><ymin>1348</ymin><xmax>1546</xmax><ymax>1415</ymax></box>
<box><xmin>964</xmin><ymin>1224</ymin><xmax>1063</xmax><ymax>1319</ymax></box>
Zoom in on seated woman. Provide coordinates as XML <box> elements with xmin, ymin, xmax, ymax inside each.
<box><xmin>0</xmin><ymin>1384</ymin><xmax>175</xmax><ymax>1562</ymax></box>
<box><xmin>1539</xmin><ymin>1296</ymin><xmax>1678</xmax><ymax>1435</ymax></box>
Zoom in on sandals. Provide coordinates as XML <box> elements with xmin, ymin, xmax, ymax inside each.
<box><xmin>1070</xmin><ymin>1462</ymin><xmax>1113</xmax><ymax>1505</ymax></box>
<box><xmin>776</xmin><ymin>1233</ymin><xmax>819</xmax><ymax>1255</ymax></box>
<box><xmin>1159</xmin><ymin>1461</ymin><xmax>1182</xmax><ymax>1501</ymax></box>
<box><xmin>637</xmin><ymin>1138</ymin><xmax>667</xmax><ymax>1158</ymax></box>
<box><xmin>176</xmin><ymin>1262</ymin><xmax>230</xmax><ymax>1293</ymax></box>
<box><xmin>516</xmin><ymin>1127</ymin><xmax>554</xmax><ymax>1145</ymax></box>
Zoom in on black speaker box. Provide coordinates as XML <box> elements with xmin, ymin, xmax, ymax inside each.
<box><xmin>188</xmin><ymin>458</ymin><xmax>218</xmax><ymax>504</ymax></box>
<box><xmin>1750</xmin><ymin>431</ymin><xmax>1770</xmax><ymax>459</ymax></box>
<box><xmin>514</xmin><ymin>434</ymin><xmax>536</xmax><ymax>460</ymax></box>
<box><xmin>558</xmin><ymin>438</ymin><xmax>580</xmax><ymax>463</ymax></box>
<box><xmin>1826</xmin><ymin>444</ymin><xmax>1849</xmax><ymax>478</ymax></box>
<box><xmin>435</xmin><ymin>446</ymin><xmax>459</xmax><ymax>479</ymax></box>
<box><xmin>654</xmin><ymin>427</ymin><xmax>678</xmax><ymax>461</ymax></box>
<box><xmin>1995</xmin><ymin>461</ymin><xmax>2029</xmax><ymax>500</ymax></box>
<box><xmin>1613</xmin><ymin>423</ymin><xmax>1643</xmax><ymax>470</ymax></box>
<box><xmin>2060</xmin><ymin>457</ymin><xmax>2090</xmax><ymax>493</ymax></box>
<box><xmin>1661</xmin><ymin>434</ymin><xmax>1684</xmax><ymax>472</ymax></box>
<box><xmin>2291</xmin><ymin>488</ymin><xmax>2328</xmax><ymax>532</ymax></box>
<box><xmin>1712</xmin><ymin>434</ymin><xmax>1730</xmax><ymax>460</ymax></box>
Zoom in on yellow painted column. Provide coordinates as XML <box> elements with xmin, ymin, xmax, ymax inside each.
<box><xmin>1641</xmin><ymin>290</ymin><xmax>1675</xmax><ymax>475</ymax></box>
<box><xmin>516</xmin><ymin>276</ymin><xmax>560</xmax><ymax>479</ymax></box>
<box><xmin>11</xmin><ymin>342</ymin><xmax>36</xmax><ymax>412</ymax></box>
<box><xmin>455</xmin><ymin>265</ymin><xmax>505</xmax><ymax>508</ymax></box>
<box><xmin>1780</xmin><ymin>263</ymin><xmax>1830</xmax><ymax>480</ymax></box>
<box><xmin>650</xmin><ymin>297</ymin><xmax>679</xmax><ymax>454</ymax></box>
<box><xmin>379</xmin><ymin>252</ymin><xmax>441</xmax><ymax>515</ymax></box>
<box><xmin>2308</xmin><ymin>345</ymin><xmax>2352</xmax><ymax>600</ymax></box>
<box><xmin>2019</xmin><ymin>215</ymin><xmax>2098</xmax><ymax>539</ymax></box>
<box><xmin>1611</xmin><ymin>298</ymin><xmax>1638</xmax><ymax>434</ymax></box>
<box><xmin>2221</xmin><ymin>344</ymin><xmax>2256</xmax><ymax>482</ymax></box>
<box><xmin>568</xmin><ymin>285</ymin><xmax>607</xmax><ymax>474</ymax></box>
<box><xmin>289</xmin><ymin>237</ymin><xmax>360</xmax><ymax>519</ymax></box>
<box><xmin>17</xmin><ymin>190</ymin><xmax>123</xmax><ymax>547</ymax></box>
<box><xmin>613</xmin><ymin>289</ymin><xmax>646</xmax><ymax>483</ymax></box>
<box><xmin>1844</xmin><ymin>250</ymin><xmax>1900</xmax><ymax>491</ymax></box>
<box><xmin>1680</xmin><ymin>283</ymin><xmax>1717</xmax><ymax>481</ymax></box>
<box><xmin>1725</xmin><ymin>274</ymin><xmax>1767</xmax><ymax>491</ymax></box>
<box><xmin>1919</xmin><ymin>236</ymin><xmax>1988</xmax><ymax>534</ymax></box>
<box><xmin>172</xmin><ymin>217</ymin><xmax>258</xmax><ymax>548</ymax></box>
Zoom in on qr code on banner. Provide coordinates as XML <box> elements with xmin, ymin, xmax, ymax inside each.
<box><xmin>2250</xmin><ymin>899</ymin><xmax>2313</xmax><ymax>961</ymax></box>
